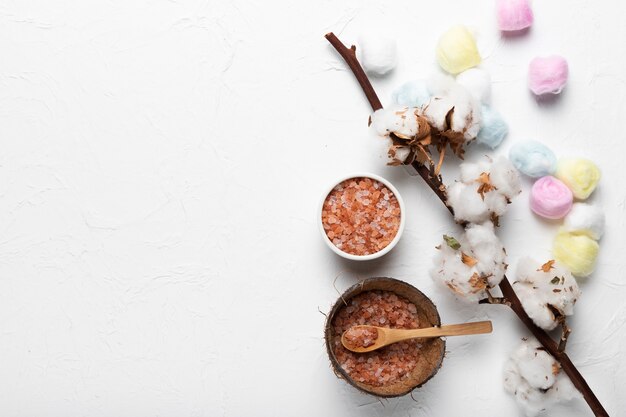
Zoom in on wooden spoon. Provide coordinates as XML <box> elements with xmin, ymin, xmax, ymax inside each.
<box><xmin>341</xmin><ymin>321</ymin><xmax>493</xmax><ymax>353</ymax></box>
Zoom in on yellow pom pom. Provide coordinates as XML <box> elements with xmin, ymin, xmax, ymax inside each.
<box><xmin>555</xmin><ymin>158</ymin><xmax>601</xmax><ymax>199</ymax></box>
<box><xmin>436</xmin><ymin>25</ymin><xmax>481</xmax><ymax>74</ymax></box>
<box><xmin>553</xmin><ymin>231</ymin><xmax>599</xmax><ymax>277</ymax></box>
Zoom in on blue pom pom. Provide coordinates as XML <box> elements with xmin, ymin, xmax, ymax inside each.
<box><xmin>509</xmin><ymin>140</ymin><xmax>557</xmax><ymax>178</ymax></box>
<box><xmin>476</xmin><ymin>105</ymin><xmax>508</xmax><ymax>149</ymax></box>
<box><xmin>392</xmin><ymin>80</ymin><xmax>431</xmax><ymax>107</ymax></box>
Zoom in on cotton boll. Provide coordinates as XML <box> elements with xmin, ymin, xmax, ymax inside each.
<box><xmin>370</xmin><ymin>106</ymin><xmax>421</xmax><ymax>138</ymax></box>
<box><xmin>476</xmin><ymin>106</ymin><xmax>508</xmax><ymax>149</ymax></box>
<box><xmin>553</xmin><ymin>231</ymin><xmax>599</xmax><ymax>277</ymax></box>
<box><xmin>528</xmin><ymin>56</ymin><xmax>569</xmax><ymax>95</ymax></box>
<box><xmin>460</xmin><ymin>159</ymin><xmax>490</xmax><ymax>183</ymax></box>
<box><xmin>456</xmin><ymin>68</ymin><xmax>491</xmax><ymax>103</ymax></box>
<box><xmin>497</xmin><ymin>0</ymin><xmax>534</xmax><ymax>32</ymax></box>
<box><xmin>489</xmin><ymin>157</ymin><xmax>522</xmax><ymax>199</ymax></box>
<box><xmin>530</xmin><ymin>176</ymin><xmax>573</xmax><ymax>219</ymax></box>
<box><xmin>358</xmin><ymin>35</ymin><xmax>397</xmax><ymax>76</ymax></box>
<box><xmin>509</xmin><ymin>140</ymin><xmax>557</xmax><ymax>178</ymax></box>
<box><xmin>504</xmin><ymin>338</ymin><xmax>579</xmax><ymax>417</ymax></box>
<box><xmin>431</xmin><ymin>221</ymin><xmax>506</xmax><ymax>301</ymax></box>
<box><xmin>446</xmin><ymin>182</ymin><xmax>491</xmax><ymax>224</ymax></box>
<box><xmin>447</xmin><ymin>157</ymin><xmax>520</xmax><ymax>223</ymax></box>
<box><xmin>465</xmin><ymin>222</ymin><xmax>507</xmax><ymax>287</ymax></box>
<box><xmin>423</xmin><ymin>74</ymin><xmax>482</xmax><ymax>141</ymax></box>
<box><xmin>513</xmin><ymin>258</ymin><xmax>581</xmax><ymax>331</ymax></box>
<box><xmin>436</xmin><ymin>25</ymin><xmax>482</xmax><ymax>75</ymax></box>
<box><xmin>556</xmin><ymin>158</ymin><xmax>601</xmax><ymax>200</ymax></box>
<box><xmin>392</xmin><ymin>80</ymin><xmax>431</xmax><ymax>108</ymax></box>
<box><xmin>563</xmin><ymin>203</ymin><xmax>605</xmax><ymax>240</ymax></box>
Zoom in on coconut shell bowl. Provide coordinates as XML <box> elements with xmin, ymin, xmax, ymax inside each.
<box><xmin>324</xmin><ymin>277</ymin><xmax>446</xmax><ymax>397</ymax></box>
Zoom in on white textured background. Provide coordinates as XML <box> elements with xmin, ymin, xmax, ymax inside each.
<box><xmin>0</xmin><ymin>1</ymin><xmax>624</xmax><ymax>416</ymax></box>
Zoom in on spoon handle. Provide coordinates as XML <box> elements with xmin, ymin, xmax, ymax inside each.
<box><xmin>396</xmin><ymin>321</ymin><xmax>493</xmax><ymax>340</ymax></box>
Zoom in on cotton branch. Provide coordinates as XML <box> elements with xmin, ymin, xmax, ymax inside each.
<box><xmin>325</xmin><ymin>32</ymin><xmax>609</xmax><ymax>417</ymax></box>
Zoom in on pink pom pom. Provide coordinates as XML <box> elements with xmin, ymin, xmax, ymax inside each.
<box><xmin>528</xmin><ymin>56</ymin><xmax>569</xmax><ymax>95</ymax></box>
<box><xmin>496</xmin><ymin>0</ymin><xmax>534</xmax><ymax>32</ymax></box>
<box><xmin>530</xmin><ymin>176</ymin><xmax>573</xmax><ymax>219</ymax></box>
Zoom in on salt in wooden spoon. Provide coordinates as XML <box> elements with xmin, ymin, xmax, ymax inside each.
<box><xmin>341</xmin><ymin>321</ymin><xmax>493</xmax><ymax>353</ymax></box>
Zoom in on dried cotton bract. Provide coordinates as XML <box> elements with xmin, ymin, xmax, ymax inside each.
<box><xmin>513</xmin><ymin>258</ymin><xmax>581</xmax><ymax>331</ymax></box>
<box><xmin>432</xmin><ymin>221</ymin><xmax>507</xmax><ymax>302</ymax></box>
<box><xmin>504</xmin><ymin>338</ymin><xmax>580</xmax><ymax>417</ymax></box>
<box><xmin>446</xmin><ymin>157</ymin><xmax>521</xmax><ymax>224</ymax></box>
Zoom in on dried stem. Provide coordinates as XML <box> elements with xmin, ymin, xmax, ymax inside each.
<box><xmin>325</xmin><ymin>32</ymin><xmax>609</xmax><ymax>417</ymax></box>
<box><xmin>559</xmin><ymin>319</ymin><xmax>572</xmax><ymax>352</ymax></box>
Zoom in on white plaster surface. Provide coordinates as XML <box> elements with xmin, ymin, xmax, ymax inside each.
<box><xmin>0</xmin><ymin>1</ymin><xmax>624</xmax><ymax>416</ymax></box>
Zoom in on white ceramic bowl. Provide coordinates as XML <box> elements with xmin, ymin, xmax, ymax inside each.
<box><xmin>318</xmin><ymin>173</ymin><xmax>406</xmax><ymax>261</ymax></box>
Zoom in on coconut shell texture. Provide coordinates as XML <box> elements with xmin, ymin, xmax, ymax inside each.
<box><xmin>324</xmin><ymin>277</ymin><xmax>445</xmax><ymax>397</ymax></box>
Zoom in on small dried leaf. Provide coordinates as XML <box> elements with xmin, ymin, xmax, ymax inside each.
<box><xmin>550</xmin><ymin>277</ymin><xmax>560</xmax><ymax>285</ymax></box>
<box><xmin>539</xmin><ymin>260</ymin><xmax>556</xmax><ymax>273</ymax></box>
<box><xmin>461</xmin><ymin>252</ymin><xmax>478</xmax><ymax>267</ymax></box>
<box><xmin>476</xmin><ymin>172</ymin><xmax>495</xmax><ymax>200</ymax></box>
<box><xmin>469</xmin><ymin>273</ymin><xmax>487</xmax><ymax>292</ymax></box>
<box><xmin>443</xmin><ymin>235</ymin><xmax>461</xmax><ymax>250</ymax></box>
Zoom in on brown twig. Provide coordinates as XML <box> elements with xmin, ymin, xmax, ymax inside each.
<box><xmin>325</xmin><ymin>32</ymin><xmax>609</xmax><ymax>417</ymax></box>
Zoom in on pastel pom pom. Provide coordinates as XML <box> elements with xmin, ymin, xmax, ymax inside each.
<box><xmin>456</xmin><ymin>68</ymin><xmax>491</xmax><ymax>103</ymax></box>
<box><xmin>436</xmin><ymin>25</ymin><xmax>481</xmax><ymax>75</ymax></box>
<box><xmin>555</xmin><ymin>158</ymin><xmax>601</xmax><ymax>199</ymax></box>
<box><xmin>553</xmin><ymin>231</ymin><xmax>599</xmax><ymax>277</ymax></box>
<box><xmin>530</xmin><ymin>176</ymin><xmax>573</xmax><ymax>219</ymax></box>
<box><xmin>496</xmin><ymin>0</ymin><xmax>534</xmax><ymax>32</ymax></box>
<box><xmin>509</xmin><ymin>140</ymin><xmax>557</xmax><ymax>178</ymax></box>
<box><xmin>476</xmin><ymin>106</ymin><xmax>508</xmax><ymax>148</ymax></box>
<box><xmin>528</xmin><ymin>56</ymin><xmax>569</xmax><ymax>95</ymax></box>
<box><xmin>358</xmin><ymin>35</ymin><xmax>397</xmax><ymax>76</ymax></box>
<box><xmin>563</xmin><ymin>203</ymin><xmax>605</xmax><ymax>240</ymax></box>
<box><xmin>392</xmin><ymin>80</ymin><xmax>431</xmax><ymax>108</ymax></box>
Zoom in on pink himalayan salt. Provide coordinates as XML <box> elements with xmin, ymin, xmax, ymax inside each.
<box><xmin>343</xmin><ymin>326</ymin><xmax>379</xmax><ymax>349</ymax></box>
<box><xmin>332</xmin><ymin>290</ymin><xmax>421</xmax><ymax>387</ymax></box>
<box><xmin>322</xmin><ymin>177</ymin><xmax>401</xmax><ymax>256</ymax></box>
<box><xmin>496</xmin><ymin>0</ymin><xmax>534</xmax><ymax>32</ymax></box>
<box><xmin>528</xmin><ymin>56</ymin><xmax>569</xmax><ymax>95</ymax></box>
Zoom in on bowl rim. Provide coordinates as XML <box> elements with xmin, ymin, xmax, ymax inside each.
<box><xmin>324</xmin><ymin>277</ymin><xmax>446</xmax><ymax>397</ymax></box>
<box><xmin>318</xmin><ymin>172</ymin><xmax>406</xmax><ymax>261</ymax></box>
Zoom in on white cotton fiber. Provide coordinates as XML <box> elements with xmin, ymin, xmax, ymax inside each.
<box><xmin>563</xmin><ymin>203</ymin><xmax>605</xmax><ymax>240</ymax></box>
<box><xmin>513</xmin><ymin>258</ymin><xmax>581</xmax><ymax>331</ymax></box>
<box><xmin>504</xmin><ymin>338</ymin><xmax>580</xmax><ymax>417</ymax></box>
<box><xmin>447</xmin><ymin>156</ymin><xmax>521</xmax><ymax>224</ymax></box>
<box><xmin>370</xmin><ymin>106</ymin><xmax>421</xmax><ymax>138</ymax></box>
<box><xmin>431</xmin><ymin>220</ymin><xmax>507</xmax><ymax>302</ymax></box>
<box><xmin>456</xmin><ymin>68</ymin><xmax>491</xmax><ymax>103</ymax></box>
<box><xmin>423</xmin><ymin>74</ymin><xmax>482</xmax><ymax>140</ymax></box>
<box><xmin>358</xmin><ymin>35</ymin><xmax>397</xmax><ymax>76</ymax></box>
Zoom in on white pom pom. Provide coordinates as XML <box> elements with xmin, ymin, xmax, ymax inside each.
<box><xmin>504</xmin><ymin>338</ymin><xmax>580</xmax><ymax>417</ymax></box>
<box><xmin>563</xmin><ymin>203</ymin><xmax>605</xmax><ymax>240</ymax></box>
<box><xmin>357</xmin><ymin>35</ymin><xmax>397</xmax><ymax>76</ymax></box>
<box><xmin>456</xmin><ymin>68</ymin><xmax>492</xmax><ymax>103</ymax></box>
<box><xmin>513</xmin><ymin>258</ymin><xmax>581</xmax><ymax>331</ymax></box>
<box><xmin>431</xmin><ymin>221</ymin><xmax>506</xmax><ymax>301</ymax></box>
